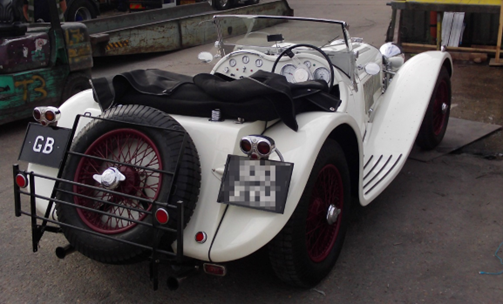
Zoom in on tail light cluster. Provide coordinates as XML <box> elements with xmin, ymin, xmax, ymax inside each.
<box><xmin>240</xmin><ymin>135</ymin><xmax>276</xmax><ymax>160</ymax></box>
<box><xmin>33</xmin><ymin>106</ymin><xmax>61</xmax><ymax>126</ymax></box>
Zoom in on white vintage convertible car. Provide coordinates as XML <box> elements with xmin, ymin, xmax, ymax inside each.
<box><xmin>13</xmin><ymin>14</ymin><xmax>452</xmax><ymax>290</ymax></box>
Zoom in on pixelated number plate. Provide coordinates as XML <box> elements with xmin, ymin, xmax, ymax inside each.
<box><xmin>218</xmin><ymin>155</ymin><xmax>294</xmax><ymax>214</ymax></box>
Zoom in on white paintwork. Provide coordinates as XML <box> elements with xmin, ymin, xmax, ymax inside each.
<box><xmin>24</xmin><ymin>15</ymin><xmax>452</xmax><ymax>263</ymax></box>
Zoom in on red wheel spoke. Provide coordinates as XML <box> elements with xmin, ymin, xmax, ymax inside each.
<box><xmin>73</xmin><ymin>128</ymin><xmax>162</xmax><ymax>234</ymax></box>
<box><xmin>306</xmin><ymin>164</ymin><xmax>343</xmax><ymax>262</ymax></box>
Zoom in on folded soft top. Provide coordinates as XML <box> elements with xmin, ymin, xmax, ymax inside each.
<box><xmin>91</xmin><ymin>69</ymin><xmax>341</xmax><ymax>131</ymax></box>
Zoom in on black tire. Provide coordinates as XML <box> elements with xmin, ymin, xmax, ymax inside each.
<box><xmin>416</xmin><ymin>66</ymin><xmax>451</xmax><ymax>150</ymax></box>
<box><xmin>268</xmin><ymin>139</ymin><xmax>351</xmax><ymax>288</ymax></box>
<box><xmin>0</xmin><ymin>0</ymin><xmax>14</xmax><ymax>22</ymax></box>
<box><xmin>57</xmin><ymin>105</ymin><xmax>201</xmax><ymax>264</ymax></box>
<box><xmin>61</xmin><ymin>72</ymin><xmax>91</xmax><ymax>103</ymax></box>
<box><xmin>245</xmin><ymin>0</ymin><xmax>258</xmax><ymax>4</ymax></box>
<box><xmin>65</xmin><ymin>0</ymin><xmax>97</xmax><ymax>21</ymax></box>
<box><xmin>212</xmin><ymin>0</ymin><xmax>233</xmax><ymax>10</ymax></box>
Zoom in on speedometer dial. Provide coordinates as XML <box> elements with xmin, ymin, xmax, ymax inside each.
<box><xmin>281</xmin><ymin>64</ymin><xmax>297</xmax><ymax>83</ymax></box>
<box><xmin>314</xmin><ymin>67</ymin><xmax>330</xmax><ymax>83</ymax></box>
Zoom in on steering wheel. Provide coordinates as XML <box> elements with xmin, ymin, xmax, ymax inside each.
<box><xmin>271</xmin><ymin>44</ymin><xmax>335</xmax><ymax>92</ymax></box>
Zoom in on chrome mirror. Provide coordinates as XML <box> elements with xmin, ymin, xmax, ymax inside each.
<box><xmin>198</xmin><ymin>52</ymin><xmax>214</xmax><ymax>63</ymax></box>
<box><xmin>364</xmin><ymin>62</ymin><xmax>380</xmax><ymax>75</ymax></box>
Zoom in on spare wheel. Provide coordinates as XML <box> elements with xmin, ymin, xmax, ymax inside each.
<box><xmin>56</xmin><ymin>105</ymin><xmax>201</xmax><ymax>264</ymax></box>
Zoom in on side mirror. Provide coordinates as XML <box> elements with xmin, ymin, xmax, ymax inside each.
<box><xmin>198</xmin><ymin>52</ymin><xmax>214</xmax><ymax>63</ymax></box>
<box><xmin>364</xmin><ymin>62</ymin><xmax>381</xmax><ymax>75</ymax></box>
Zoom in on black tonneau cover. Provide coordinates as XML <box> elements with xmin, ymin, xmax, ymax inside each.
<box><xmin>92</xmin><ymin>69</ymin><xmax>340</xmax><ymax>131</ymax></box>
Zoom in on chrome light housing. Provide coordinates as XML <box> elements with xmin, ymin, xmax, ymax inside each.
<box><xmin>379</xmin><ymin>42</ymin><xmax>405</xmax><ymax>72</ymax></box>
<box><xmin>33</xmin><ymin>106</ymin><xmax>61</xmax><ymax>126</ymax></box>
<box><xmin>240</xmin><ymin>135</ymin><xmax>276</xmax><ymax>160</ymax></box>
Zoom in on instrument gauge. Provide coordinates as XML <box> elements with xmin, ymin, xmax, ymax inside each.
<box><xmin>242</xmin><ymin>56</ymin><xmax>250</xmax><ymax>64</ymax></box>
<box><xmin>255</xmin><ymin>58</ymin><xmax>263</xmax><ymax>67</ymax></box>
<box><xmin>314</xmin><ymin>67</ymin><xmax>330</xmax><ymax>83</ymax></box>
<box><xmin>281</xmin><ymin>64</ymin><xmax>297</xmax><ymax>83</ymax></box>
<box><xmin>229</xmin><ymin>58</ymin><xmax>237</xmax><ymax>67</ymax></box>
<box><xmin>304</xmin><ymin>60</ymin><xmax>311</xmax><ymax>68</ymax></box>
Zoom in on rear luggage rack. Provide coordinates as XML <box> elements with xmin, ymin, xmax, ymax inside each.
<box><xmin>13</xmin><ymin>114</ymin><xmax>192</xmax><ymax>290</ymax></box>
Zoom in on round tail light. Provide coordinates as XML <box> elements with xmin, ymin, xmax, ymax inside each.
<box><xmin>16</xmin><ymin>173</ymin><xmax>29</xmax><ymax>188</ymax></box>
<box><xmin>33</xmin><ymin>108</ymin><xmax>41</xmax><ymax>121</ymax></box>
<box><xmin>45</xmin><ymin>110</ymin><xmax>57</xmax><ymax>122</ymax></box>
<box><xmin>240</xmin><ymin>138</ymin><xmax>252</xmax><ymax>154</ymax></box>
<box><xmin>155</xmin><ymin>208</ymin><xmax>169</xmax><ymax>224</ymax></box>
<box><xmin>195</xmin><ymin>231</ymin><xmax>207</xmax><ymax>243</ymax></box>
<box><xmin>257</xmin><ymin>141</ymin><xmax>271</xmax><ymax>155</ymax></box>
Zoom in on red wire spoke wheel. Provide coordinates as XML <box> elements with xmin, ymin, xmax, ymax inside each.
<box><xmin>57</xmin><ymin>105</ymin><xmax>200</xmax><ymax>264</ymax></box>
<box><xmin>73</xmin><ymin>128</ymin><xmax>162</xmax><ymax>234</ymax></box>
<box><xmin>269</xmin><ymin>140</ymin><xmax>351</xmax><ymax>288</ymax></box>
<box><xmin>416</xmin><ymin>66</ymin><xmax>452</xmax><ymax>150</ymax></box>
<box><xmin>432</xmin><ymin>78</ymin><xmax>449</xmax><ymax>136</ymax></box>
<box><xmin>306</xmin><ymin>164</ymin><xmax>343</xmax><ymax>262</ymax></box>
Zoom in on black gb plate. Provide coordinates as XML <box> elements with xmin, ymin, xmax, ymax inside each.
<box><xmin>18</xmin><ymin>123</ymin><xmax>72</xmax><ymax>169</ymax></box>
<box><xmin>218</xmin><ymin>155</ymin><xmax>294</xmax><ymax>214</ymax></box>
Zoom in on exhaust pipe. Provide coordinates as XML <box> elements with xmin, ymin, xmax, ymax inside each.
<box><xmin>167</xmin><ymin>276</ymin><xmax>185</xmax><ymax>291</ymax></box>
<box><xmin>166</xmin><ymin>266</ymin><xmax>199</xmax><ymax>290</ymax></box>
<box><xmin>55</xmin><ymin>244</ymin><xmax>75</xmax><ymax>259</ymax></box>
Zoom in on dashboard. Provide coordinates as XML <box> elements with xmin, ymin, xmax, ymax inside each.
<box><xmin>211</xmin><ymin>49</ymin><xmax>332</xmax><ymax>84</ymax></box>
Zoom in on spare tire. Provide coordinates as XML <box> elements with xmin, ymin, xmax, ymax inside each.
<box><xmin>57</xmin><ymin>105</ymin><xmax>201</xmax><ymax>264</ymax></box>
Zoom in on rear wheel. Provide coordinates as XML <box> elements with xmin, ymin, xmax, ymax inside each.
<box><xmin>57</xmin><ymin>105</ymin><xmax>201</xmax><ymax>264</ymax></box>
<box><xmin>268</xmin><ymin>140</ymin><xmax>351</xmax><ymax>287</ymax></box>
<box><xmin>416</xmin><ymin>66</ymin><xmax>451</xmax><ymax>150</ymax></box>
<box><xmin>65</xmin><ymin>0</ymin><xmax>97</xmax><ymax>21</ymax></box>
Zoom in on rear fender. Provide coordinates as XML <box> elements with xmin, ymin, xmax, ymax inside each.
<box><xmin>205</xmin><ymin>112</ymin><xmax>362</xmax><ymax>262</ymax></box>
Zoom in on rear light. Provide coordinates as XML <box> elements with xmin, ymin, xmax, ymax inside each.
<box><xmin>203</xmin><ymin>263</ymin><xmax>227</xmax><ymax>276</ymax></box>
<box><xmin>155</xmin><ymin>208</ymin><xmax>169</xmax><ymax>224</ymax></box>
<box><xmin>16</xmin><ymin>173</ymin><xmax>29</xmax><ymax>188</ymax></box>
<box><xmin>195</xmin><ymin>231</ymin><xmax>207</xmax><ymax>243</ymax></box>
<box><xmin>33</xmin><ymin>108</ymin><xmax>41</xmax><ymax>120</ymax></box>
<box><xmin>33</xmin><ymin>106</ymin><xmax>61</xmax><ymax>126</ymax></box>
<box><xmin>257</xmin><ymin>141</ymin><xmax>271</xmax><ymax>155</ymax></box>
<box><xmin>240</xmin><ymin>138</ymin><xmax>252</xmax><ymax>154</ymax></box>
<box><xmin>45</xmin><ymin>110</ymin><xmax>56</xmax><ymax>122</ymax></box>
<box><xmin>239</xmin><ymin>135</ymin><xmax>276</xmax><ymax>159</ymax></box>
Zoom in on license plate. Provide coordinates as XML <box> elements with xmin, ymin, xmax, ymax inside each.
<box><xmin>18</xmin><ymin>123</ymin><xmax>72</xmax><ymax>169</ymax></box>
<box><xmin>217</xmin><ymin>155</ymin><xmax>294</xmax><ymax>214</ymax></box>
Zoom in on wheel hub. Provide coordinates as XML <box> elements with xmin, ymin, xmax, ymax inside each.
<box><xmin>326</xmin><ymin>204</ymin><xmax>341</xmax><ymax>225</ymax></box>
<box><xmin>93</xmin><ymin>167</ymin><xmax>126</xmax><ymax>190</ymax></box>
<box><xmin>119</xmin><ymin>165</ymin><xmax>141</xmax><ymax>195</ymax></box>
<box><xmin>441</xmin><ymin>102</ymin><xmax>448</xmax><ymax>114</ymax></box>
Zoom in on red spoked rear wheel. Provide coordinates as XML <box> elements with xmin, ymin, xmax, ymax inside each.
<box><xmin>269</xmin><ymin>140</ymin><xmax>351</xmax><ymax>288</ymax></box>
<box><xmin>306</xmin><ymin>164</ymin><xmax>344</xmax><ymax>262</ymax></box>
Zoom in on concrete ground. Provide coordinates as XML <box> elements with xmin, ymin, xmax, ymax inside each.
<box><xmin>1</xmin><ymin>0</ymin><xmax>502</xmax><ymax>302</ymax></box>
